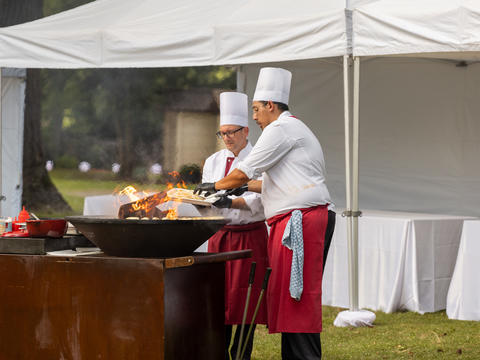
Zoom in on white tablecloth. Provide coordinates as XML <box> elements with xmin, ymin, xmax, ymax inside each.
<box><xmin>322</xmin><ymin>210</ymin><xmax>473</xmax><ymax>313</ymax></box>
<box><xmin>446</xmin><ymin>220</ymin><xmax>480</xmax><ymax>321</ymax></box>
<box><xmin>83</xmin><ymin>194</ymin><xmax>131</xmax><ymax>216</ymax></box>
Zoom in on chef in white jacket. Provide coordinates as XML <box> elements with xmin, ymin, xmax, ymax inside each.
<box><xmin>202</xmin><ymin>92</ymin><xmax>268</xmax><ymax>360</ymax></box>
<box><xmin>196</xmin><ymin>68</ymin><xmax>336</xmax><ymax>360</ymax></box>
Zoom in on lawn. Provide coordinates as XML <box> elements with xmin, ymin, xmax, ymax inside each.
<box><xmin>252</xmin><ymin>307</ymin><xmax>480</xmax><ymax>360</ymax></box>
<box><xmin>50</xmin><ymin>169</ymin><xmax>480</xmax><ymax>359</ymax></box>
<box><xmin>48</xmin><ymin>168</ymin><xmax>169</xmax><ymax>216</ymax></box>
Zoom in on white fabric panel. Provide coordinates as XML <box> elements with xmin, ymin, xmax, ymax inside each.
<box><xmin>245</xmin><ymin>57</ymin><xmax>480</xmax><ymax>217</ymax></box>
<box><xmin>1</xmin><ymin>75</ymin><xmax>25</xmax><ymax>217</ymax></box>
<box><xmin>0</xmin><ymin>0</ymin><xmax>242</xmax><ymax>68</ymax></box>
<box><xmin>322</xmin><ymin>210</ymin><xmax>471</xmax><ymax>313</ymax></box>
<box><xmin>446</xmin><ymin>220</ymin><xmax>480</xmax><ymax>321</ymax></box>
<box><xmin>358</xmin><ymin>58</ymin><xmax>480</xmax><ymax>216</ymax></box>
<box><xmin>214</xmin><ymin>0</ymin><xmax>347</xmax><ymax>64</ymax></box>
<box><xmin>353</xmin><ymin>0</ymin><xmax>480</xmax><ymax>59</ymax></box>
<box><xmin>0</xmin><ymin>0</ymin><xmax>346</xmax><ymax>68</ymax></box>
<box><xmin>83</xmin><ymin>194</ymin><xmax>131</xmax><ymax>217</ymax></box>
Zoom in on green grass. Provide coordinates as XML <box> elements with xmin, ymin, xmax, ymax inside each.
<box><xmin>250</xmin><ymin>307</ymin><xmax>480</xmax><ymax>359</ymax></box>
<box><xmin>49</xmin><ymin>169</ymin><xmax>480</xmax><ymax>359</ymax></box>
<box><xmin>49</xmin><ymin>168</ymin><xmax>169</xmax><ymax>215</ymax></box>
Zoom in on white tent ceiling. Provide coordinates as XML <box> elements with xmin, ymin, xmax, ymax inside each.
<box><xmin>353</xmin><ymin>0</ymin><xmax>480</xmax><ymax>60</ymax></box>
<box><xmin>0</xmin><ymin>0</ymin><xmax>347</xmax><ymax>68</ymax></box>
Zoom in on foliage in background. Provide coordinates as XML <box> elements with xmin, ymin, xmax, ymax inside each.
<box><xmin>40</xmin><ymin>0</ymin><xmax>236</xmax><ymax>182</ymax></box>
<box><xmin>179</xmin><ymin>164</ymin><xmax>202</xmax><ymax>184</ymax></box>
<box><xmin>41</xmin><ymin>67</ymin><xmax>235</xmax><ymax>177</ymax></box>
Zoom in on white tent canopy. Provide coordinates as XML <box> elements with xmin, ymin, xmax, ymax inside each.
<box><xmin>0</xmin><ymin>0</ymin><xmax>347</xmax><ymax>68</ymax></box>
<box><xmin>353</xmin><ymin>0</ymin><xmax>480</xmax><ymax>60</ymax></box>
<box><xmin>0</xmin><ymin>0</ymin><xmax>359</xmax><ymax>316</ymax></box>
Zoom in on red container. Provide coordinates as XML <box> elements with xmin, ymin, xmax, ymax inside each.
<box><xmin>26</xmin><ymin>219</ymin><xmax>68</xmax><ymax>238</ymax></box>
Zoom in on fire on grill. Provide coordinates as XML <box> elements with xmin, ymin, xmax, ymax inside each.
<box><xmin>66</xmin><ymin>180</ymin><xmax>226</xmax><ymax>258</ymax></box>
<box><xmin>117</xmin><ymin>190</ymin><xmax>169</xmax><ymax>219</ymax></box>
<box><xmin>117</xmin><ymin>174</ymin><xmax>212</xmax><ymax>220</ymax></box>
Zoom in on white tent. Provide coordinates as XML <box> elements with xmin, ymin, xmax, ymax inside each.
<box><xmin>0</xmin><ymin>0</ymin><xmax>350</xmax><ymax>219</ymax></box>
<box><xmin>317</xmin><ymin>0</ymin><xmax>480</xmax><ymax>314</ymax></box>
<box><xmin>347</xmin><ymin>0</ymin><xmax>480</xmax><ymax>218</ymax></box>
<box><xmin>354</xmin><ymin>0</ymin><xmax>480</xmax><ymax>59</ymax></box>
<box><xmin>5</xmin><ymin>0</ymin><xmax>480</xmax><ymax>315</ymax></box>
<box><xmin>239</xmin><ymin>0</ymin><xmax>480</xmax><ymax>313</ymax></box>
<box><xmin>0</xmin><ymin>0</ymin><xmax>346</xmax><ymax>68</ymax></box>
<box><xmin>0</xmin><ymin>1</ymin><xmax>360</xmax><ymax>311</ymax></box>
<box><xmin>0</xmin><ymin>68</ymin><xmax>25</xmax><ymax>217</ymax></box>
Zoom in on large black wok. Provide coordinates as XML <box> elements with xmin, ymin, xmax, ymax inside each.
<box><xmin>66</xmin><ymin>216</ymin><xmax>227</xmax><ymax>258</ymax></box>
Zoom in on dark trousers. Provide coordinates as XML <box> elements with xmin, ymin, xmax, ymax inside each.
<box><xmin>281</xmin><ymin>332</ymin><xmax>321</xmax><ymax>360</ymax></box>
<box><xmin>225</xmin><ymin>324</ymin><xmax>256</xmax><ymax>360</ymax></box>
<box><xmin>323</xmin><ymin>210</ymin><xmax>336</xmax><ymax>271</ymax></box>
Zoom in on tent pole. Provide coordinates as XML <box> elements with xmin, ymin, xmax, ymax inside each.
<box><xmin>0</xmin><ymin>67</ymin><xmax>3</xmax><ymax>216</ymax></box>
<box><xmin>350</xmin><ymin>56</ymin><xmax>360</xmax><ymax>311</ymax></box>
<box><xmin>343</xmin><ymin>55</ymin><xmax>354</xmax><ymax>310</ymax></box>
<box><xmin>236</xmin><ymin>65</ymin><xmax>246</xmax><ymax>93</ymax></box>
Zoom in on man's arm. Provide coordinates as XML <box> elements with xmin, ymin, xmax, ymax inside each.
<box><xmin>231</xmin><ymin>198</ymin><xmax>249</xmax><ymax>210</ymax></box>
<box><xmin>214</xmin><ymin>168</ymin><xmax>250</xmax><ymax>190</ymax></box>
<box><xmin>247</xmin><ymin>180</ymin><xmax>262</xmax><ymax>193</ymax></box>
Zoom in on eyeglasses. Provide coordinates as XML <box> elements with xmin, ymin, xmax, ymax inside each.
<box><xmin>216</xmin><ymin>127</ymin><xmax>244</xmax><ymax>139</ymax></box>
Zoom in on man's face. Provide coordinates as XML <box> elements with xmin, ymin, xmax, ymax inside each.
<box><xmin>252</xmin><ymin>101</ymin><xmax>274</xmax><ymax>130</ymax></box>
<box><xmin>218</xmin><ymin>125</ymin><xmax>248</xmax><ymax>155</ymax></box>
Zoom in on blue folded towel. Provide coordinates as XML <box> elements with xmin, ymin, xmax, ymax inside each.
<box><xmin>281</xmin><ymin>210</ymin><xmax>304</xmax><ymax>301</ymax></box>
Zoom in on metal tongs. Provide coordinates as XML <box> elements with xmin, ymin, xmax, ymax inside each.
<box><xmin>199</xmin><ymin>184</ymin><xmax>248</xmax><ymax>204</ymax></box>
<box><xmin>236</xmin><ymin>263</ymin><xmax>272</xmax><ymax>360</ymax></box>
<box><xmin>201</xmin><ymin>193</ymin><xmax>222</xmax><ymax>204</ymax></box>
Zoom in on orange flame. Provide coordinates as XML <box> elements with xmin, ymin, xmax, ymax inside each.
<box><xmin>161</xmin><ymin>171</ymin><xmax>189</xmax><ymax>219</ymax></box>
<box><xmin>119</xmin><ymin>185</ymin><xmax>140</xmax><ymax>200</ymax></box>
<box><xmin>165</xmin><ymin>207</ymin><xmax>178</xmax><ymax>220</ymax></box>
<box><xmin>116</xmin><ymin>172</ymin><xmax>188</xmax><ymax>220</ymax></box>
<box><xmin>118</xmin><ymin>185</ymin><xmax>151</xmax><ymax>213</ymax></box>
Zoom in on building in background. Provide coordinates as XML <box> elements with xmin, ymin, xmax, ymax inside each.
<box><xmin>162</xmin><ymin>89</ymin><xmax>224</xmax><ymax>172</ymax></box>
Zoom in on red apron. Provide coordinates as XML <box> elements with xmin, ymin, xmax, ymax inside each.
<box><xmin>266</xmin><ymin>205</ymin><xmax>328</xmax><ymax>333</ymax></box>
<box><xmin>208</xmin><ymin>221</ymin><xmax>269</xmax><ymax>325</ymax></box>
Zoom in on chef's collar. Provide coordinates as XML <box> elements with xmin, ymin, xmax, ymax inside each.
<box><xmin>225</xmin><ymin>141</ymin><xmax>251</xmax><ymax>159</ymax></box>
<box><xmin>279</xmin><ymin>111</ymin><xmax>292</xmax><ymax>119</ymax></box>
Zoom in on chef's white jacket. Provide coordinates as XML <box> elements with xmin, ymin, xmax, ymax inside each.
<box><xmin>202</xmin><ymin>142</ymin><xmax>265</xmax><ymax>225</ymax></box>
<box><xmin>237</xmin><ymin>111</ymin><xmax>332</xmax><ymax>219</ymax></box>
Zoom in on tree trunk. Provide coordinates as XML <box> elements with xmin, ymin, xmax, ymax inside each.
<box><xmin>23</xmin><ymin>69</ymin><xmax>71</xmax><ymax>213</ymax></box>
<box><xmin>1</xmin><ymin>0</ymin><xmax>71</xmax><ymax>213</ymax></box>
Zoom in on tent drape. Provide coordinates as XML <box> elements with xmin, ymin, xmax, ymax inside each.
<box><xmin>0</xmin><ymin>0</ymin><xmax>347</xmax><ymax>68</ymax></box>
<box><xmin>353</xmin><ymin>0</ymin><xmax>480</xmax><ymax>60</ymax></box>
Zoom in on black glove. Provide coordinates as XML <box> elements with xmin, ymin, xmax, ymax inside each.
<box><xmin>212</xmin><ymin>194</ymin><xmax>232</xmax><ymax>209</ymax></box>
<box><xmin>225</xmin><ymin>184</ymin><xmax>248</xmax><ymax>197</ymax></box>
<box><xmin>193</xmin><ymin>182</ymin><xmax>216</xmax><ymax>196</ymax></box>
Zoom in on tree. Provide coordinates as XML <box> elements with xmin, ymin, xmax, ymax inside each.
<box><xmin>1</xmin><ymin>0</ymin><xmax>71</xmax><ymax>213</ymax></box>
<box><xmin>42</xmin><ymin>67</ymin><xmax>235</xmax><ymax>178</ymax></box>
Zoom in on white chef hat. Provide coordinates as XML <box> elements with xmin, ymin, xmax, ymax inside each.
<box><xmin>220</xmin><ymin>92</ymin><xmax>249</xmax><ymax>127</ymax></box>
<box><xmin>253</xmin><ymin>67</ymin><xmax>292</xmax><ymax>105</ymax></box>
